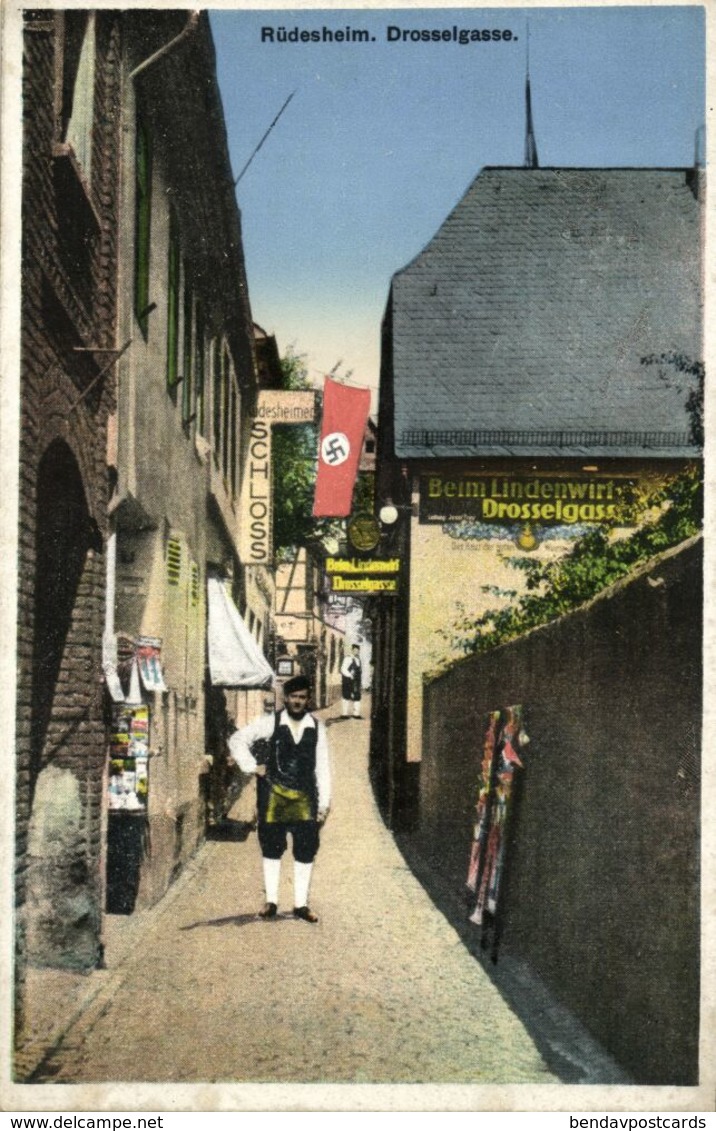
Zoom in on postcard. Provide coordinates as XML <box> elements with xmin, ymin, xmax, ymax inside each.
<box><xmin>0</xmin><ymin>0</ymin><xmax>713</xmax><ymax>1117</ymax></box>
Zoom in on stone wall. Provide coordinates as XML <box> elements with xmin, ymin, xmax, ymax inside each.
<box><xmin>16</xmin><ymin>12</ymin><xmax>122</xmax><ymax>998</ymax></box>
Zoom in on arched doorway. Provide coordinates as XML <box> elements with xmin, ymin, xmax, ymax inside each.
<box><xmin>25</xmin><ymin>439</ymin><xmax>103</xmax><ymax>969</ymax></box>
<box><xmin>31</xmin><ymin>441</ymin><xmax>93</xmax><ymax>786</ymax></box>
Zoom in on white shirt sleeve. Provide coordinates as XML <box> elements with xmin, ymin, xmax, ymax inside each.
<box><xmin>340</xmin><ymin>656</ymin><xmax>353</xmax><ymax>678</ymax></box>
<box><xmin>315</xmin><ymin>720</ymin><xmax>331</xmax><ymax>814</ymax></box>
<box><xmin>227</xmin><ymin>713</ymin><xmax>274</xmax><ymax>774</ymax></box>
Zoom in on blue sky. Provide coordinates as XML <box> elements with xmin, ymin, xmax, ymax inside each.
<box><xmin>210</xmin><ymin>5</ymin><xmax>705</xmax><ymax>406</ymax></box>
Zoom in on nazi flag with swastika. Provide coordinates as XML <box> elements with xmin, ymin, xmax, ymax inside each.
<box><xmin>313</xmin><ymin>376</ymin><xmax>371</xmax><ymax>518</ymax></box>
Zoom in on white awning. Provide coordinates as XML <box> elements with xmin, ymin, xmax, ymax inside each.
<box><xmin>207</xmin><ymin>577</ymin><xmax>275</xmax><ymax>688</ymax></box>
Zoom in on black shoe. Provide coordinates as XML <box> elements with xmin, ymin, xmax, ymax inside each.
<box><xmin>259</xmin><ymin>902</ymin><xmax>277</xmax><ymax>919</ymax></box>
<box><xmin>293</xmin><ymin>906</ymin><xmax>319</xmax><ymax>923</ymax></box>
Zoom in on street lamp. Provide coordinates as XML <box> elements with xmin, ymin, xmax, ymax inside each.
<box><xmin>378</xmin><ymin>503</ymin><xmax>399</xmax><ymax>526</ymax></box>
<box><xmin>378</xmin><ymin>501</ymin><xmax>412</xmax><ymax>526</ymax></box>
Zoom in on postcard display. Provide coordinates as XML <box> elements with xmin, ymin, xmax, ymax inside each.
<box><xmin>109</xmin><ymin>704</ymin><xmax>149</xmax><ymax>811</ymax></box>
<box><xmin>106</xmin><ymin>637</ymin><xmax>166</xmax><ymax>913</ymax></box>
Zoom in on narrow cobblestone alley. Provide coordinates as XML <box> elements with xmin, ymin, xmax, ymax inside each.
<box><xmin>26</xmin><ymin>705</ymin><xmax>559</xmax><ymax>1086</ymax></box>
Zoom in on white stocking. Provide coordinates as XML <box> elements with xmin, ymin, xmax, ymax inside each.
<box><xmin>293</xmin><ymin>860</ymin><xmax>313</xmax><ymax>908</ymax></box>
<box><xmin>262</xmin><ymin>857</ymin><xmax>281</xmax><ymax>904</ymax></box>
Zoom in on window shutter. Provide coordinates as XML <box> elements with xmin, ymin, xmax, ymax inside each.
<box><xmin>134</xmin><ymin>117</ymin><xmax>152</xmax><ymax>337</ymax></box>
<box><xmin>195</xmin><ymin>302</ymin><xmax>205</xmax><ymax>434</ymax></box>
<box><xmin>212</xmin><ymin>339</ymin><xmax>222</xmax><ymax>454</ymax></box>
<box><xmin>182</xmin><ymin>281</ymin><xmax>194</xmax><ymax>424</ymax></box>
<box><xmin>230</xmin><ymin>384</ymin><xmax>238</xmax><ymax>497</ymax></box>
<box><xmin>190</xmin><ymin>562</ymin><xmax>200</xmax><ymax>607</ymax></box>
<box><xmin>166</xmin><ymin>210</ymin><xmax>180</xmax><ymax>393</ymax></box>
<box><xmin>222</xmin><ymin>350</ymin><xmax>231</xmax><ymax>479</ymax></box>
<box><xmin>167</xmin><ymin>538</ymin><xmax>182</xmax><ymax>587</ymax></box>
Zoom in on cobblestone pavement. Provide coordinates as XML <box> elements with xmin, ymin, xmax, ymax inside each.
<box><xmin>29</xmin><ymin>706</ymin><xmax>559</xmax><ymax>1086</ymax></box>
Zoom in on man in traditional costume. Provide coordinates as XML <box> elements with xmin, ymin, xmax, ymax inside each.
<box><xmin>229</xmin><ymin>675</ymin><xmax>330</xmax><ymax>922</ymax></box>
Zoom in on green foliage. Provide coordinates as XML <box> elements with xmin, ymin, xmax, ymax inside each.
<box><xmin>439</xmin><ymin>467</ymin><xmax>702</xmax><ymax>666</ymax></box>
<box><xmin>273</xmin><ymin>422</ymin><xmax>319</xmax><ymax>553</ymax></box>
<box><xmin>279</xmin><ymin>345</ymin><xmax>313</xmax><ymax>391</ymax></box>
<box><xmin>353</xmin><ymin>471</ymin><xmax>375</xmax><ymax>515</ymax></box>
<box><xmin>272</xmin><ymin>347</ymin><xmax>316</xmax><ymax>555</ymax></box>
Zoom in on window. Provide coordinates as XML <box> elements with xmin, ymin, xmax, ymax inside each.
<box><xmin>166</xmin><ymin>209</ymin><xmax>180</xmax><ymax>395</ymax></box>
<box><xmin>208</xmin><ymin>340</ymin><xmax>239</xmax><ymax>486</ymax></box>
<box><xmin>195</xmin><ymin>302</ymin><xmax>205</xmax><ymax>434</ymax></box>
<box><xmin>230</xmin><ymin>384</ymin><xmax>238</xmax><ymax>497</ymax></box>
<box><xmin>182</xmin><ymin>280</ymin><xmax>194</xmax><ymax>426</ymax></box>
<box><xmin>134</xmin><ymin>115</ymin><xmax>152</xmax><ymax>337</ymax></box>
<box><xmin>212</xmin><ymin>340</ymin><xmax>222</xmax><ymax>455</ymax></box>
<box><xmin>222</xmin><ymin>349</ymin><xmax>231</xmax><ymax>480</ymax></box>
<box><xmin>53</xmin><ymin>12</ymin><xmax>100</xmax><ymax>310</ymax></box>
<box><xmin>59</xmin><ymin>13</ymin><xmax>88</xmax><ymax>137</ymax></box>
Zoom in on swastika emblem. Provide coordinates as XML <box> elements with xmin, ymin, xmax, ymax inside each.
<box><xmin>321</xmin><ymin>432</ymin><xmax>350</xmax><ymax>466</ymax></box>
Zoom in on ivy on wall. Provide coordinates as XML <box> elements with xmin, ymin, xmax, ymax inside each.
<box><xmin>433</xmin><ymin>466</ymin><xmax>702</xmax><ymax>674</ymax></box>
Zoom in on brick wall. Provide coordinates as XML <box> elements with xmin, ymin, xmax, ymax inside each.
<box><xmin>16</xmin><ymin>12</ymin><xmax>121</xmax><ymax>1017</ymax></box>
<box><xmin>419</xmin><ymin>538</ymin><xmax>701</xmax><ymax>1084</ymax></box>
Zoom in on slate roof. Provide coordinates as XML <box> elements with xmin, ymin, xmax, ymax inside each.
<box><xmin>386</xmin><ymin>168</ymin><xmax>703</xmax><ymax>459</ymax></box>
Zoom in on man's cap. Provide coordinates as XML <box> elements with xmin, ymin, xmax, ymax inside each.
<box><xmin>283</xmin><ymin>674</ymin><xmax>311</xmax><ymax>695</ymax></box>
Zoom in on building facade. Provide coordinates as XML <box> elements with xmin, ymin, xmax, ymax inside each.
<box><xmin>17</xmin><ymin>10</ymin><xmax>124</xmax><ymax>990</ymax></box>
<box><xmin>374</xmin><ymin>165</ymin><xmax>703</xmax><ymax>816</ymax></box>
<box><xmin>108</xmin><ymin>12</ymin><xmax>267</xmax><ymax>909</ymax></box>
<box><xmin>16</xmin><ymin>12</ymin><xmax>278</xmax><ymax>1038</ymax></box>
<box><xmin>274</xmin><ymin>546</ymin><xmax>346</xmax><ymax>707</ymax></box>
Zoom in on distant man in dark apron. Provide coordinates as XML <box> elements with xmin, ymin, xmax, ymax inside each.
<box><xmin>228</xmin><ymin>675</ymin><xmax>331</xmax><ymax>922</ymax></box>
<box><xmin>340</xmin><ymin>644</ymin><xmax>362</xmax><ymax>718</ymax></box>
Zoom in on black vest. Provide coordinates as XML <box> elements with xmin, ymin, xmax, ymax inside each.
<box><xmin>267</xmin><ymin>712</ymin><xmax>318</xmax><ymax>802</ymax></box>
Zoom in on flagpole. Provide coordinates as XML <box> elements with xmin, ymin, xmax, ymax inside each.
<box><xmin>234</xmin><ymin>91</ymin><xmax>297</xmax><ymax>187</ymax></box>
<box><xmin>315</xmin><ymin>366</ymin><xmax>372</xmax><ymax>391</ymax></box>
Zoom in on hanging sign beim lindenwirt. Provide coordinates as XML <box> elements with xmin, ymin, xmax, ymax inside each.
<box><xmin>419</xmin><ymin>474</ymin><xmax>636</xmax><ymax>525</ymax></box>
<box><xmin>325</xmin><ymin>556</ymin><xmax>401</xmax><ymax>594</ymax></box>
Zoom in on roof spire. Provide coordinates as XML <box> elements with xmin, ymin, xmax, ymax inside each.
<box><xmin>524</xmin><ymin>24</ymin><xmax>539</xmax><ymax>169</ymax></box>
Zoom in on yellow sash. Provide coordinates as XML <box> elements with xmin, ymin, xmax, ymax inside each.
<box><xmin>265</xmin><ymin>782</ymin><xmax>312</xmax><ymax>823</ymax></box>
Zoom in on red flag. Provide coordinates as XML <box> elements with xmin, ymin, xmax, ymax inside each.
<box><xmin>313</xmin><ymin>377</ymin><xmax>371</xmax><ymax>517</ymax></box>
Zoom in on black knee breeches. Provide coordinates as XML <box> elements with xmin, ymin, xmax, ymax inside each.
<box><xmin>258</xmin><ymin>820</ymin><xmax>320</xmax><ymax>863</ymax></box>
